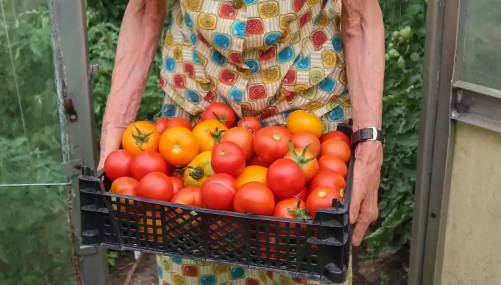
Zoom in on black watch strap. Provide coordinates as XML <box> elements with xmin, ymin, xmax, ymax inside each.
<box><xmin>351</xmin><ymin>127</ymin><xmax>385</xmax><ymax>146</ymax></box>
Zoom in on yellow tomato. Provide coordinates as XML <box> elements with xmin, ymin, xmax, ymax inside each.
<box><xmin>192</xmin><ymin>119</ymin><xmax>228</xmax><ymax>152</ymax></box>
<box><xmin>235</xmin><ymin>165</ymin><xmax>268</xmax><ymax>189</ymax></box>
<box><xmin>286</xmin><ymin>110</ymin><xmax>323</xmax><ymax>138</ymax></box>
<box><xmin>183</xmin><ymin>151</ymin><xmax>215</xmax><ymax>187</ymax></box>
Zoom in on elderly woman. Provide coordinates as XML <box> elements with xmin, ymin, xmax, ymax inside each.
<box><xmin>98</xmin><ymin>0</ymin><xmax>384</xmax><ymax>283</ymax></box>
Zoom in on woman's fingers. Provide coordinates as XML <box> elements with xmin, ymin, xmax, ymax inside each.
<box><xmin>351</xmin><ymin>191</ymin><xmax>379</xmax><ymax>246</ymax></box>
<box><xmin>349</xmin><ymin>141</ymin><xmax>383</xmax><ymax>245</ymax></box>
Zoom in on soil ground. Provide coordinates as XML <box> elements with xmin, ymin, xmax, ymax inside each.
<box><xmin>109</xmin><ymin>246</ymin><xmax>408</xmax><ymax>285</ymax></box>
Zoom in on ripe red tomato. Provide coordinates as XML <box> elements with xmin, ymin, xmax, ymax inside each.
<box><xmin>273</xmin><ymin>198</ymin><xmax>310</xmax><ymax>236</ymax></box>
<box><xmin>221</xmin><ymin>127</ymin><xmax>254</xmax><ymax>160</ymax></box>
<box><xmin>248</xmin><ymin>155</ymin><xmax>269</xmax><ymax>168</ymax></box>
<box><xmin>309</xmin><ymin>169</ymin><xmax>346</xmax><ymax>192</ymax></box>
<box><xmin>284</xmin><ymin>145</ymin><xmax>319</xmax><ymax>182</ymax></box>
<box><xmin>306</xmin><ymin>186</ymin><xmax>343</xmax><ymax>217</ymax></box>
<box><xmin>238</xmin><ymin>116</ymin><xmax>263</xmax><ymax>133</ymax></box>
<box><xmin>291</xmin><ymin>131</ymin><xmax>321</xmax><ymax>157</ymax></box>
<box><xmin>211</xmin><ymin>142</ymin><xmax>246</xmax><ymax>177</ymax></box>
<box><xmin>171</xmin><ymin>186</ymin><xmax>203</xmax><ymax>207</ymax></box>
<box><xmin>273</xmin><ymin>198</ymin><xmax>309</xmax><ymax>219</ymax></box>
<box><xmin>164</xmin><ymin>117</ymin><xmax>192</xmax><ymax>131</ymax></box>
<box><xmin>154</xmin><ymin>117</ymin><xmax>170</xmax><ymax>134</ymax></box>
<box><xmin>233</xmin><ymin>182</ymin><xmax>275</xmax><ymax>215</ymax></box>
<box><xmin>320</xmin><ymin>139</ymin><xmax>352</xmax><ymax>163</ymax></box>
<box><xmin>267</xmin><ymin>159</ymin><xmax>304</xmax><ymax>199</ymax></box>
<box><xmin>138</xmin><ymin>172</ymin><xmax>174</xmax><ymax>201</ymax></box>
<box><xmin>320</xmin><ymin>131</ymin><xmax>351</xmax><ymax>146</ymax></box>
<box><xmin>110</xmin><ymin>177</ymin><xmax>141</xmax><ymax>214</ymax></box>
<box><xmin>104</xmin><ymin>149</ymin><xmax>135</xmax><ymax>181</ymax></box>
<box><xmin>253</xmin><ymin>126</ymin><xmax>291</xmax><ymax>163</ymax></box>
<box><xmin>110</xmin><ymin>177</ymin><xmax>139</xmax><ymax>197</ymax></box>
<box><xmin>130</xmin><ymin>151</ymin><xmax>170</xmax><ymax>180</ymax></box>
<box><xmin>201</xmin><ymin>174</ymin><xmax>237</xmax><ymax>211</ymax></box>
<box><xmin>170</xmin><ymin>177</ymin><xmax>184</xmax><ymax>194</ymax></box>
<box><xmin>318</xmin><ymin>154</ymin><xmax>348</xmax><ymax>178</ymax></box>
<box><xmin>201</xmin><ymin>103</ymin><xmax>236</xmax><ymax>128</ymax></box>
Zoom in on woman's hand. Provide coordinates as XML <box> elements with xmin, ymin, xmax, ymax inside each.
<box><xmin>341</xmin><ymin>0</ymin><xmax>385</xmax><ymax>245</ymax></box>
<box><xmin>97</xmin><ymin>0</ymin><xmax>167</xmax><ymax>170</ymax></box>
<box><xmin>350</xmin><ymin>141</ymin><xmax>383</xmax><ymax>246</ymax></box>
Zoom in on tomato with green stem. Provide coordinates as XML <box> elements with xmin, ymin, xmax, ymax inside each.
<box><xmin>284</xmin><ymin>142</ymin><xmax>319</xmax><ymax>182</ymax></box>
<box><xmin>273</xmin><ymin>198</ymin><xmax>311</xmax><ymax>236</ymax></box>
<box><xmin>122</xmin><ymin>121</ymin><xmax>160</xmax><ymax>154</ymax></box>
<box><xmin>192</xmin><ymin>119</ymin><xmax>228</xmax><ymax>152</ymax></box>
<box><xmin>201</xmin><ymin>103</ymin><xmax>237</xmax><ymax>128</ymax></box>
<box><xmin>237</xmin><ymin>116</ymin><xmax>263</xmax><ymax>133</ymax></box>
<box><xmin>183</xmin><ymin>151</ymin><xmax>215</xmax><ymax>187</ymax></box>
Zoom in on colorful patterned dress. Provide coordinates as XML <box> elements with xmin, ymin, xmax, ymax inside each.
<box><xmin>157</xmin><ymin>0</ymin><xmax>352</xmax><ymax>283</ymax></box>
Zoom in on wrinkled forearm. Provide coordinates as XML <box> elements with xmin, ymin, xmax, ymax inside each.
<box><xmin>100</xmin><ymin>0</ymin><xmax>167</xmax><ymax>159</ymax></box>
<box><xmin>341</xmin><ymin>0</ymin><xmax>385</xmax><ymax>132</ymax></box>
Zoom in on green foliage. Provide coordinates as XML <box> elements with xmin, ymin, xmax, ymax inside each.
<box><xmin>363</xmin><ymin>0</ymin><xmax>427</xmax><ymax>255</ymax></box>
<box><xmin>0</xmin><ymin>4</ymin><xmax>75</xmax><ymax>285</ymax></box>
<box><xmin>107</xmin><ymin>250</ymin><xmax>119</xmax><ymax>267</ymax></box>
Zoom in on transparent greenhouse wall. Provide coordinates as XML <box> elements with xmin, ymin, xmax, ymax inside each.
<box><xmin>462</xmin><ymin>0</ymin><xmax>501</xmax><ymax>90</ymax></box>
<box><xmin>0</xmin><ymin>0</ymin><xmax>76</xmax><ymax>284</ymax></box>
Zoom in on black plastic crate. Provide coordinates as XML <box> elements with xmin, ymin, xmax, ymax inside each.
<box><xmin>79</xmin><ymin>124</ymin><xmax>354</xmax><ymax>283</ymax></box>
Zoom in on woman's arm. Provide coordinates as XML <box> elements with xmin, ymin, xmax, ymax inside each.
<box><xmin>341</xmin><ymin>0</ymin><xmax>385</xmax><ymax>246</ymax></box>
<box><xmin>98</xmin><ymin>0</ymin><xmax>167</xmax><ymax>169</ymax></box>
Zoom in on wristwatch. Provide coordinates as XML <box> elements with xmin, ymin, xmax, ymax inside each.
<box><xmin>351</xmin><ymin>127</ymin><xmax>385</xmax><ymax>146</ymax></box>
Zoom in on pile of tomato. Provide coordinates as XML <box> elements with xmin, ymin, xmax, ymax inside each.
<box><xmin>104</xmin><ymin>103</ymin><xmax>351</xmax><ymax>227</ymax></box>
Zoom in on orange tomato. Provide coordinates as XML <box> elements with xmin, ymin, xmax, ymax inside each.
<box><xmin>122</xmin><ymin>121</ymin><xmax>160</xmax><ymax>155</ymax></box>
<box><xmin>159</xmin><ymin>126</ymin><xmax>200</xmax><ymax>167</ymax></box>
<box><xmin>320</xmin><ymin>139</ymin><xmax>351</xmax><ymax>163</ymax></box>
<box><xmin>286</xmin><ymin>110</ymin><xmax>323</xmax><ymax>138</ymax></box>
<box><xmin>285</xmin><ymin>145</ymin><xmax>319</xmax><ymax>182</ymax></box>
<box><xmin>192</xmin><ymin>119</ymin><xmax>228</xmax><ymax>152</ymax></box>
<box><xmin>221</xmin><ymin>127</ymin><xmax>254</xmax><ymax>159</ymax></box>
<box><xmin>235</xmin><ymin>165</ymin><xmax>268</xmax><ymax>189</ymax></box>
<box><xmin>318</xmin><ymin>154</ymin><xmax>348</xmax><ymax>178</ymax></box>
<box><xmin>290</xmin><ymin>131</ymin><xmax>321</xmax><ymax>157</ymax></box>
